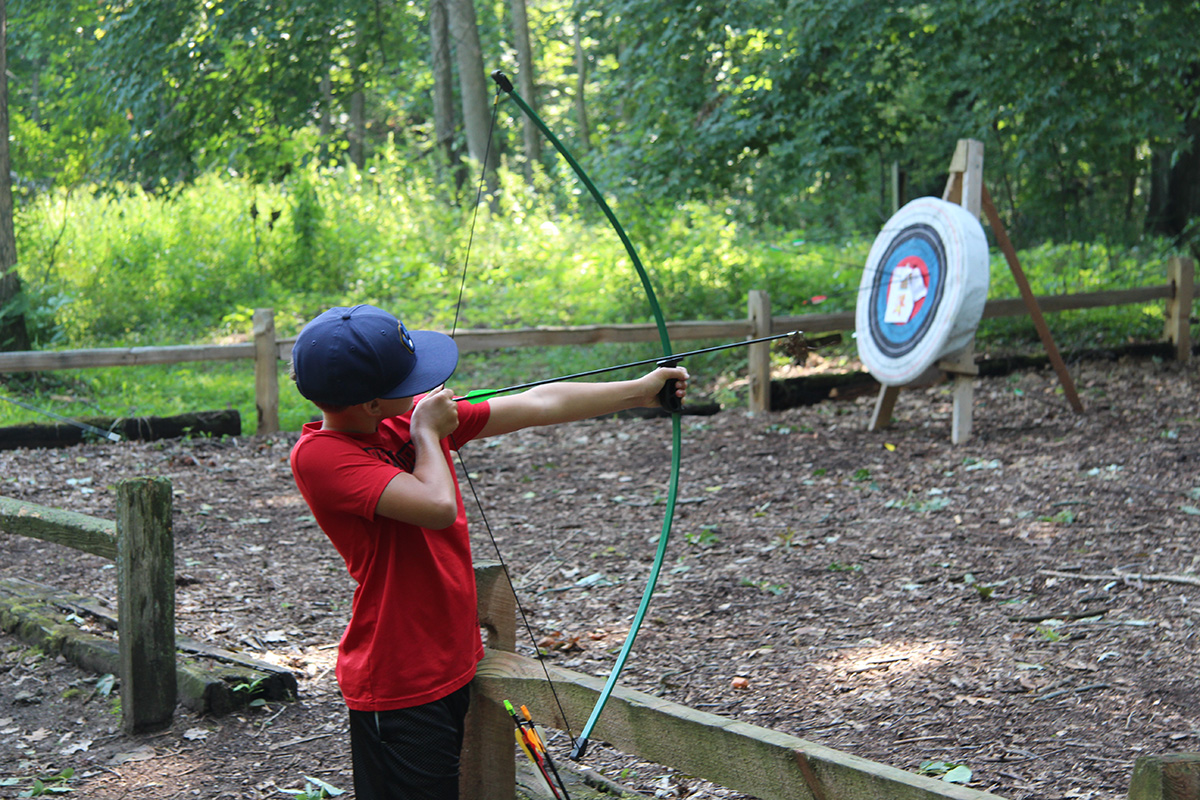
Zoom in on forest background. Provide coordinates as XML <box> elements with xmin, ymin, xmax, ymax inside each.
<box><xmin>0</xmin><ymin>0</ymin><xmax>1198</xmax><ymax>433</ymax></box>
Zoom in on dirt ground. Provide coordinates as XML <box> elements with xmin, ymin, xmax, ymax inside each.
<box><xmin>0</xmin><ymin>354</ymin><xmax>1198</xmax><ymax>800</ymax></box>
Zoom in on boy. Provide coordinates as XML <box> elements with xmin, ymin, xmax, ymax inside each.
<box><xmin>289</xmin><ymin>304</ymin><xmax>688</xmax><ymax>800</ymax></box>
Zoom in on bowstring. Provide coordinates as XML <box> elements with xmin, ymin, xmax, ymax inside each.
<box><xmin>448</xmin><ymin>86</ymin><xmax>580</xmax><ymax>756</ymax></box>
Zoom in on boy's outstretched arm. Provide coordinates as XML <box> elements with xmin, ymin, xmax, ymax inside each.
<box><xmin>477</xmin><ymin>366</ymin><xmax>689</xmax><ymax>438</ymax></box>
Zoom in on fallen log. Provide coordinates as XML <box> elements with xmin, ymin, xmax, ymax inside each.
<box><xmin>768</xmin><ymin>340</ymin><xmax>1181</xmax><ymax>410</ymax></box>
<box><xmin>0</xmin><ymin>410</ymin><xmax>241</xmax><ymax>450</ymax></box>
<box><xmin>0</xmin><ymin>576</ymin><xmax>296</xmax><ymax>715</ymax></box>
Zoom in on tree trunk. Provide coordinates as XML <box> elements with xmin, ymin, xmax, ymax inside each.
<box><xmin>447</xmin><ymin>0</ymin><xmax>497</xmax><ymax>194</ymax></box>
<box><xmin>430</xmin><ymin>0</ymin><xmax>463</xmax><ymax>187</ymax></box>
<box><xmin>318</xmin><ymin>70</ymin><xmax>333</xmax><ymax>164</ymax></box>
<box><xmin>319</xmin><ymin>72</ymin><xmax>332</xmax><ymax>138</ymax></box>
<box><xmin>0</xmin><ymin>0</ymin><xmax>30</xmax><ymax>353</ymax></box>
<box><xmin>1145</xmin><ymin>68</ymin><xmax>1200</xmax><ymax>257</ymax></box>
<box><xmin>573</xmin><ymin>17</ymin><xmax>591</xmax><ymax>152</ymax></box>
<box><xmin>510</xmin><ymin>0</ymin><xmax>541</xmax><ymax>181</ymax></box>
<box><xmin>348</xmin><ymin>47</ymin><xmax>366</xmax><ymax>169</ymax></box>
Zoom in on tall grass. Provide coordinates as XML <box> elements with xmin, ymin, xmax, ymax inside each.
<box><xmin>2</xmin><ymin>149</ymin><xmax>1185</xmax><ymax>434</ymax></box>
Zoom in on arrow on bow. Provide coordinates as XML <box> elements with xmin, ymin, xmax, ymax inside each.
<box><xmin>454</xmin><ymin>330</ymin><xmax>805</xmax><ymax>407</ymax></box>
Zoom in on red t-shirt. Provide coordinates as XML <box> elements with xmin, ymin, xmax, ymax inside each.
<box><xmin>289</xmin><ymin>399</ymin><xmax>491</xmax><ymax>711</ymax></box>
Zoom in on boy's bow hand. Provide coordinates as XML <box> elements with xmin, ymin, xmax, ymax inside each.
<box><xmin>644</xmin><ymin>366</ymin><xmax>689</xmax><ymax>410</ymax></box>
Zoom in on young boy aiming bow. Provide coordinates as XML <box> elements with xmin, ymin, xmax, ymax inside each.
<box><xmin>289</xmin><ymin>304</ymin><xmax>688</xmax><ymax>800</ymax></box>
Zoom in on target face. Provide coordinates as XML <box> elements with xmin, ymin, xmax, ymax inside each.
<box><xmin>856</xmin><ymin>198</ymin><xmax>989</xmax><ymax>385</ymax></box>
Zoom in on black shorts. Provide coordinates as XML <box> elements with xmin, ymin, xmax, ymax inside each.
<box><xmin>348</xmin><ymin>683</ymin><xmax>472</xmax><ymax>800</ymax></box>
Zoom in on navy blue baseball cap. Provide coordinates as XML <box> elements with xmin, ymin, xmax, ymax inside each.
<box><xmin>292</xmin><ymin>305</ymin><xmax>459</xmax><ymax>406</ymax></box>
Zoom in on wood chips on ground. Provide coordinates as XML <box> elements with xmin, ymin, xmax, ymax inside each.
<box><xmin>0</xmin><ymin>355</ymin><xmax>1197</xmax><ymax>799</ymax></box>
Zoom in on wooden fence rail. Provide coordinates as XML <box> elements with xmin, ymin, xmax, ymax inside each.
<box><xmin>0</xmin><ymin>258</ymin><xmax>1193</xmax><ymax>432</ymax></box>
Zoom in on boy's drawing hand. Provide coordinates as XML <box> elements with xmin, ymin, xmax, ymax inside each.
<box><xmin>639</xmin><ymin>366</ymin><xmax>689</xmax><ymax>409</ymax></box>
<box><xmin>411</xmin><ymin>387</ymin><xmax>460</xmax><ymax>440</ymax></box>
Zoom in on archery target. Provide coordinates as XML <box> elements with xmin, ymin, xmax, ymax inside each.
<box><xmin>855</xmin><ymin>197</ymin><xmax>989</xmax><ymax>385</ymax></box>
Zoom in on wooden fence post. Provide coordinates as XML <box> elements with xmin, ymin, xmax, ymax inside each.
<box><xmin>1164</xmin><ymin>257</ymin><xmax>1195</xmax><ymax>362</ymax></box>
<box><xmin>116</xmin><ymin>477</ymin><xmax>176</xmax><ymax>734</ymax></box>
<box><xmin>462</xmin><ymin>563</ymin><xmax>518</xmax><ymax>800</ymax></box>
<box><xmin>748</xmin><ymin>290</ymin><xmax>772</xmax><ymax>413</ymax></box>
<box><xmin>254</xmin><ymin>309</ymin><xmax>281</xmax><ymax>434</ymax></box>
<box><xmin>1128</xmin><ymin>753</ymin><xmax>1200</xmax><ymax>800</ymax></box>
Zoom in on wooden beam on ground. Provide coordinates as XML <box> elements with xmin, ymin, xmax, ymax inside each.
<box><xmin>0</xmin><ymin>496</ymin><xmax>118</xmax><ymax>559</ymax></box>
<box><xmin>981</xmin><ymin>186</ymin><xmax>1083</xmax><ymax>413</ymax></box>
<box><xmin>0</xmin><ymin>576</ymin><xmax>297</xmax><ymax>716</ymax></box>
<box><xmin>0</xmin><ymin>410</ymin><xmax>241</xmax><ymax>450</ymax></box>
<box><xmin>473</xmin><ymin>650</ymin><xmax>1006</xmax><ymax>800</ymax></box>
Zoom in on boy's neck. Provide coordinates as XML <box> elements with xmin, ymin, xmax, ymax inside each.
<box><xmin>321</xmin><ymin>408</ymin><xmax>380</xmax><ymax>435</ymax></box>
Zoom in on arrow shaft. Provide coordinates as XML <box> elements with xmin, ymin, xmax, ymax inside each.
<box><xmin>453</xmin><ymin>330</ymin><xmax>800</xmax><ymax>403</ymax></box>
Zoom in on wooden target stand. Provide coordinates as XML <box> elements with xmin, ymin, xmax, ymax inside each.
<box><xmin>868</xmin><ymin>139</ymin><xmax>1084</xmax><ymax>444</ymax></box>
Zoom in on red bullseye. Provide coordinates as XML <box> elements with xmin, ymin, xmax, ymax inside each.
<box><xmin>884</xmin><ymin>255</ymin><xmax>930</xmax><ymax>324</ymax></box>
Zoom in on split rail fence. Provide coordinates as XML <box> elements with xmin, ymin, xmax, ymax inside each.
<box><xmin>0</xmin><ymin>255</ymin><xmax>1193</xmax><ymax>434</ymax></box>
<box><xmin>0</xmin><ymin>479</ymin><xmax>297</xmax><ymax>734</ymax></box>
<box><xmin>0</xmin><ymin>478</ymin><xmax>176</xmax><ymax>734</ymax></box>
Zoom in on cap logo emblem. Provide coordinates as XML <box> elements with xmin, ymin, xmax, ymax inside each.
<box><xmin>398</xmin><ymin>322</ymin><xmax>416</xmax><ymax>354</ymax></box>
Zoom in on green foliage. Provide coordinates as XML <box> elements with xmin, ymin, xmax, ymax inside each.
<box><xmin>587</xmin><ymin>0</ymin><xmax>1200</xmax><ymax>249</ymax></box>
<box><xmin>1</xmin><ymin>768</ymin><xmax>75</xmax><ymax>798</ymax></box>
<box><xmin>2</xmin><ymin>132</ymin><xmax>1189</xmax><ymax>434</ymax></box>
<box><xmin>685</xmin><ymin>524</ymin><xmax>721</xmax><ymax>548</ymax></box>
<box><xmin>9</xmin><ymin>0</ymin><xmax>1200</xmax><ymax>261</ymax></box>
<box><xmin>739</xmin><ymin>577</ymin><xmax>787</xmax><ymax>595</ymax></box>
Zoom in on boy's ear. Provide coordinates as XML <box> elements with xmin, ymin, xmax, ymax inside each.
<box><xmin>361</xmin><ymin>398</ymin><xmax>384</xmax><ymax>416</ymax></box>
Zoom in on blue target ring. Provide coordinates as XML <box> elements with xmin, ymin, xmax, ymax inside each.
<box><xmin>856</xmin><ymin>198</ymin><xmax>990</xmax><ymax>385</ymax></box>
<box><xmin>867</xmin><ymin>224</ymin><xmax>947</xmax><ymax>358</ymax></box>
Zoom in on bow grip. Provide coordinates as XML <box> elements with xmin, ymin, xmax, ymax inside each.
<box><xmin>656</xmin><ymin>357</ymin><xmax>683</xmax><ymax>413</ymax></box>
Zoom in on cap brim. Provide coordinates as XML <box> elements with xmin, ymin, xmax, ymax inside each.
<box><xmin>380</xmin><ymin>330</ymin><xmax>459</xmax><ymax>398</ymax></box>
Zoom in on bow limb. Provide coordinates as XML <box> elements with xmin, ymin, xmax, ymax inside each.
<box><xmin>490</xmin><ymin>70</ymin><xmax>682</xmax><ymax>761</ymax></box>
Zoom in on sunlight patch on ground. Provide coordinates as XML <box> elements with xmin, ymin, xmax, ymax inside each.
<box><xmin>820</xmin><ymin>637</ymin><xmax>961</xmax><ymax>677</ymax></box>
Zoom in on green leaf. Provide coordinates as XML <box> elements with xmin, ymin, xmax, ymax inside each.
<box><xmin>303</xmin><ymin>776</ymin><xmax>345</xmax><ymax>797</ymax></box>
<box><xmin>942</xmin><ymin>765</ymin><xmax>972</xmax><ymax>784</ymax></box>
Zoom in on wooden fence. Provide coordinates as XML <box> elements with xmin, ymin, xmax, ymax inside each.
<box><xmin>0</xmin><ymin>481</ymin><xmax>297</xmax><ymax>733</ymax></box>
<box><xmin>0</xmin><ymin>257</ymin><xmax>1193</xmax><ymax>432</ymax></box>
<box><xmin>0</xmin><ymin>478</ymin><xmax>175</xmax><ymax>734</ymax></box>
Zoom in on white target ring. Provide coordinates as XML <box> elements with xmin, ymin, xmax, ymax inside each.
<box><xmin>855</xmin><ymin>197</ymin><xmax>990</xmax><ymax>385</ymax></box>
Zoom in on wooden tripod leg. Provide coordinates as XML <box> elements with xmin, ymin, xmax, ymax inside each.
<box><xmin>869</xmin><ymin>384</ymin><xmax>900</xmax><ymax>431</ymax></box>
<box><xmin>981</xmin><ymin>186</ymin><xmax>1084</xmax><ymax>413</ymax></box>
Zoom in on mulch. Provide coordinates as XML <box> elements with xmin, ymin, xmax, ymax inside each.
<box><xmin>0</xmin><ymin>353</ymin><xmax>1198</xmax><ymax>799</ymax></box>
